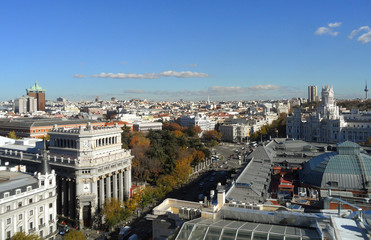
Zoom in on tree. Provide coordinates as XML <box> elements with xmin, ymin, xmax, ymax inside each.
<box><xmin>121</xmin><ymin>125</ymin><xmax>132</xmax><ymax>149</ymax></box>
<box><xmin>186</xmin><ymin>126</ymin><xmax>202</xmax><ymax>137</ymax></box>
<box><xmin>103</xmin><ymin>198</ymin><xmax>125</xmax><ymax>229</ymax></box>
<box><xmin>64</xmin><ymin>230</ymin><xmax>87</xmax><ymax>240</ymax></box>
<box><xmin>366</xmin><ymin>136</ymin><xmax>371</xmax><ymax>146</ymax></box>
<box><xmin>11</xmin><ymin>232</ymin><xmax>42</xmax><ymax>240</ymax></box>
<box><xmin>8</xmin><ymin>131</ymin><xmax>17</xmax><ymax>139</ymax></box>
<box><xmin>41</xmin><ymin>134</ymin><xmax>50</xmax><ymax>141</ymax></box>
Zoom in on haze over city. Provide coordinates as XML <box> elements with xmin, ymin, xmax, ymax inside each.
<box><xmin>1</xmin><ymin>1</ymin><xmax>371</xmax><ymax>101</ymax></box>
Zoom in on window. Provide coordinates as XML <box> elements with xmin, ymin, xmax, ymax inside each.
<box><xmin>49</xmin><ymin>179</ymin><xmax>52</xmax><ymax>185</ymax></box>
<box><xmin>6</xmin><ymin>205</ymin><xmax>10</xmax><ymax>212</ymax></box>
<box><xmin>30</xmin><ymin>210</ymin><xmax>33</xmax><ymax>216</ymax></box>
<box><xmin>49</xmin><ymin>214</ymin><xmax>53</xmax><ymax>221</ymax></box>
<box><xmin>29</xmin><ymin>222</ymin><xmax>33</xmax><ymax>229</ymax></box>
<box><xmin>49</xmin><ymin>192</ymin><xmax>53</xmax><ymax>197</ymax></box>
<box><xmin>41</xmin><ymin>180</ymin><xmax>45</xmax><ymax>186</ymax></box>
<box><xmin>40</xmin><ymin>206</ymin><xmax>43</xmax><ymax>212</ymax></box>
<box><xmin>40</xmin><ymin>218</ymin><xmax>43</xmax><ymax>225</ymax></box>
<box><xmin>4</xmin><ymin>192</ymin><xmax>9</xmax><ymax>198</ymax></box>
<box><xmin>27</xmin><ymin>186</ymin><xmax>32</xmax><ymax>191</ymax></box>
<box><xmin>29</xmin><ymin>198</ymin><xmax>33</xmax><ymax>204</ymax></box>
<box><xmin>7</xmin><ymin>218</ymin><xmax>11</xmax><ymax>225</ymax></box>
<box><xmin>18</xmin><ymin>202</ymin><xmax>22</xmax><ymax>208</ymax></box>
<box><xmin>329</xmin><ymin>181</ymin><xmax>338</xmax><ymax>187</ymax></box>
<box><xmin>7</xmin><ymin>231</ymin><xmax>11</xmax><ymax>239</ymax></box>
<box><xmin>49</xmin><ymin>226</ymin><xmax>53</xmax><ymax>235</ymax></box>
<box><xmin>16</xmin><ymin>189</ymin><xmax>21</xmax><ymax>194</ymax></box>
<box><xmin>19</xmin><ymin>214</ymin><xmax>22</xmax><ymax>220</ymax></box>
<box><xmin>49</xmin><ymin>203</ymin><xmax>53</xmax><ymax>208</ymax></box>
<box><xmin>18</xmin><ymin>226</ymin><xmax>23</xmax><ymax>233</ymax></box>
<box><xmin>40</xmin><ymin>230</ymin><xmax>43</xmax><ymax>238</ymax></box>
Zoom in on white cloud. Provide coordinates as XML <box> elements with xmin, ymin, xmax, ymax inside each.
<box><xmin>315</xmin><ymin>27</ymin><xmax>338</xmax><ymax>36</ymax></box>
<box><xmin>315</xmin><ymin>22</ymin><xmax>342</xmax><ymax>36</ymax></box>
<box><xmin>348</xmin><ymin>26</ymin><xmax>371</xmax><ymax>43</ymax></box>
<box><xmin>124</xmin><ymin>89</ymin><xmax>147</xmax><ymax>94</ymax></box>
<box><xmin>89</xmin><ymin>71</ymin><xmax>209</xmax><ymax>79</ymax></box>
<box><xmin>123</xmin><ymin>85</ymin><xmax>282</xmax><ymax>97</ymax></box>
<box><xmin>358</xmin><ymin>31</ymin><xmax>371</xmax><ymax>44</ymax></box>
<box><xmin>73</xmin><ymin>74</ymin><xmax>88</xmax><ymax>78</ymax></box>
<box><xmin>328</xmin><ymin>22</ymin><xmax>342</xmax><ymax>28</ymax></box>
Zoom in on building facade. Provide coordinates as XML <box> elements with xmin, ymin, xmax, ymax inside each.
<box><xmin>287</xmin><ymin>85</ymin><xmax>371</xmax><ymax>143</ymax></box>
<box><xmin>0</xmin><ymin>123</ymin><xmax>133</xmax><ymax>228</ymax></box>
<box><xmin>307</xmin><ymin>85</ymin><xmax>318</xmax><ymax>102</ymax></box>
<box><xmin>0</xmin><ymin>168</ymin><xmax>57</xmax><ymax>240</ymax></box>
<box><xmin>0</xmin><ymin>118</ymin><xmax>105</xmax><ymax>138</ymax></box>
<box><xmin>14</xmin><ymin>96</ymin><xmax>37</xmax><ymax>114</ymax></box>
<box><xmin>26</xmin><ymin>81</ymin><xmax>46</xmax><ymax>112</ymax></box>
<box><xmin>179</xmin><ymin>115</ymin><xmax>215</xmax><ymax>131</ymax></box>
<box><xmin>133</xmin><ymin>121</ymin><xmax>162</xmax><ymax>132</ymax></box>
<box><xmin>219</xmin><ymin>124</ymin><xmax>249</xmax><ymax>143</ymax></box>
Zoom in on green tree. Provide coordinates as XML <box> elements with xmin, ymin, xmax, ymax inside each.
<box><xmin>8</xmin><ymin>131</ymin><xmax>18</xmax><ymax>139</ymax></box>
<box><xmin>11</xmin><ymin>232</ymin><xmax>42</xmax><ymax>240</ymax></box>
<box><xmin>64</xmin><ymin>230</ymin><xmax>87</xmax><ymax>240</ymax></box>
<box><xmin>121</xmin><ymin>125</ymin><xmax>132</xmax><ymax>149</ymax></box>
<box><xmin>103</xmin><ymin>198</ymin><xmax>125</xmax><ymax>229</ymax></box>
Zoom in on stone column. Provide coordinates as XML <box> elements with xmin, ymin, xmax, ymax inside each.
<box><xmin>63</xmin><ymin>179</ymin><xmax>68</xmax><ymax>216</ymax></box>
<box><xmin>91</xmin><ymin>179</ymin><xmax>98</xmax><ymax>215</ymax></box>
<box><xmin>113</xmin><ymin>173</ymin><xmax>118</xmax><ymax>199</ymax></box>
<box><xmin>99</xmin><ymin>177</ymin><xmax>105</xmax><ymax>208</ymax></box>
<box><xmin>105</xmin><ymin>175</ymin><xmax>111</xmax><ymax>200</ymax></box>
<box><xmin>119</xmin><ymin>171</ymin><xmax>124</xmax><ymax>202</ymax></box>
<box><xmin>68</xmin><ymin>180</ymin><xmax>74</xmax><ymax>218</ymax></box>
<box><xmin>124</xmin><ymin>167</ymin><xmax>131</xmax><ymax>199</ymax></box>
<box><xmin>57</xmin><ymin>177</ymin><xmax>62</xmax><ymax>215</ymax></box>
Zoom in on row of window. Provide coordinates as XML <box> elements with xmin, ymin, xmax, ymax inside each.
<box><xmin>3</xmin><ymin>186</ymin><xmax>33</xmax><ymax>198</ymax></box>
<box><xmin>3</xmin><ymin>192</ymin><xmax>54</xmax><ymax>213</ymax></box>
<box><xmin>6</xmin><ymin>213</ymin><xmax>53</xmax><ymax>226</ymax></box>
<box><xmin>6</xmin><ymin>225</ymin><xmax>53</xmax><ymax>239</ymax></box>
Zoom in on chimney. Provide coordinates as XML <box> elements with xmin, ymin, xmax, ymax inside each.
<box><xmin>217</xmin><ymin>188</ymin><xmax>225</xmax><ymax>211</ymax></box>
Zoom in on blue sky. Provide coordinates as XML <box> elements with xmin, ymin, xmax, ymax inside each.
<box><xmin>1</xmin><ymin>1</ymin><xmax>371</xmax><ymax>101</ymax></box>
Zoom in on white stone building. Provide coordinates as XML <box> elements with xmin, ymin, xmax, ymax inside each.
<box><xmin>133</xmin><ymin>121</ymin><xmax>162</xmax><ymax>132</ymax></box>
<box><xmin>287</xmin><ymin>85</ymin><xmax>371</xmax><ymax>143</ymax></box>
<box><xmin>0</xmin><ymin>165</ymin><xmax>57</xmax><ymax>239</ymax></box>
<box><xmin>219</xmin><ymin>124</ymin><xmax>249</xmax><ymax>143</ymax></box>
<box><xmin>179</xmin><ymin>114</ymin><xmax>215</xmax><ymax>131</ymax></box>
<box><xmin>0</xmin><ymin>123</ymin><xmax>133</xmax><ymax>228</ymax></box>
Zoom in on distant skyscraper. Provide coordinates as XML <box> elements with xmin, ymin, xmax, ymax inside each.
<box><xmin>14</xmin><ymin>95</ymin><xmax>37</xmax><ymax>113</ymax></box>
<box><xmin>308</xmin><ymin>85</ymin><xmax>318</xmax><ymax>102</ymax></box>
<box><xmin>26</xmin><ymin>81</ymin><xmax>46</xmax><ymax>111</ymax></box>
<box><xmin>365</xmin><ymin>82</ymin><xmax>368</xmax><ymax>99</ymax></box>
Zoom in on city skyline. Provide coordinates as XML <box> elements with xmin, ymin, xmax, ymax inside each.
<box><xmin>1</xmin><ymin>1</ymin><xmax>371</xmax><ymax>101</ymax></box>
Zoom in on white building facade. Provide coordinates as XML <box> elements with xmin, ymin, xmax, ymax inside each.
<box><xmin>0</xmin><ymin>168</ymin><xmax>57</xmax><ymax>240</ymax></box>
<box><xmin>0</xmin><ymin>123</ymin><xmax>133</xmax><ymax>228</ymax></box>
<box><xmin>287</xmin><ymin>85</ymin><xmax>371</xmax><ymax>143</ymax></box>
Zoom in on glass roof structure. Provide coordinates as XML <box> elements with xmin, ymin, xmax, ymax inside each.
<box><xmin>300</xmin><ymin>141</ymin><xmax>371</xmax><ymax>190</ymax></box>
<box><xmin>175</xmin><ymin>218</ymin><xmax>321</xmax><ymax>240</ymax></box>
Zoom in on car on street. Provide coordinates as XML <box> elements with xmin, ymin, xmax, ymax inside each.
<box><xmin>119</xmin><ymin>226</ymin><xmax>132</xmax><ymax>240</ymax></box>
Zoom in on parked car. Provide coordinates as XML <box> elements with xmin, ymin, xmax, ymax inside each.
<box><xmin>58</xmin><ymin>225</ymin><xmax>69</xmax><ymax>235</ymax></box>
<box><xmin>128</xmin><ymin>234</ymin><xmax>139</xmax><ymax>240</ymax></box>
<box><xmin>119</xmin><ymin>226</ymin><xmax>132</xmax><ymax>240</ymax></box>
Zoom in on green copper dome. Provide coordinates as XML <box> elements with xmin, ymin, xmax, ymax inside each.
<box><xmin>26</xmin><ymin>81</ymin><xmax>45</xmax><ymax>92</ymax></box>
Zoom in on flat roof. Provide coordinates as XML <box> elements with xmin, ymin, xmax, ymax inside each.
<box><xmin>0</xmin><ymin>171</ymin><xmax>38</xmax><ymax>198</ymax></box>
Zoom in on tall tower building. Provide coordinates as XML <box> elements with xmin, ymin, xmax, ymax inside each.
<box><xmin>14</xmin><ymin>95</ymin><xmax>37</xmax><ymax>113</ymax></box>
<box><xmin>365</xmin><ymin>82</ymin><xmax>369</xmax><ymax>100</ymax></box>
<box><xmin>308</xmin><ymin>85</ymin><xmax>318</xmax><ymax>102</ymax></box>
<box><xmin>26</xmin><ymin>81</ymin><xmax>46</xmax><ymax>111</ymax></box>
